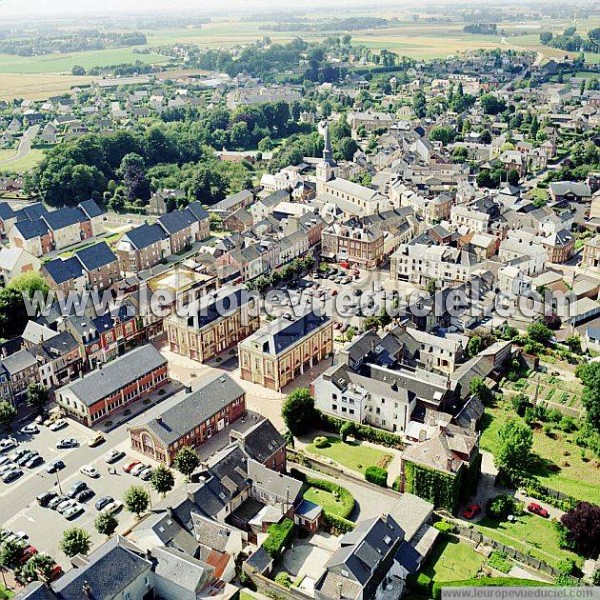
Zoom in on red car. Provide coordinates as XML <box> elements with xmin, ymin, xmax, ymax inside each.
<box><xmin>462</xmin><ymin>504</ymin><xmax>482</xmax><ymax>519</ymax></box>
<box><xmin>122</xmin><ymin>460</ymin><xmax>140</xmax><ymax>473</ymax></box>
<box><xmin>49</xmin><ymin>564</ymin><xmax>64</xmax><ymax>582</ymax></box>
<box><xmin>527</xmin><ymin>502</ymin><xmax>549</xmax><ymax>518</ymax></box>
<box><xmin>20</xmin><ymin>545</ymin><xmax>38</xmax><ymax>564</ymax></box>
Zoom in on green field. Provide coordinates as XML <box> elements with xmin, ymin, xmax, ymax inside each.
<box><xmin>480</xmin><ymin>396</ymin><xmax>599</xmax><ymax>505</ymax></box>
<box><xmin>0</xmin><ymin>48</ymin><xmax>168</xmax><ymax>75</ymax></box>
<box><xmin>303</xmin><ymin>486</ymin><xmax>349</xmax><ymax>517</ymax></box>
<box><xmin>305</xmin><ymin>436</ymin><xmax>392</xmax><ymax>475</ymax></box>
<box><xmin>475</xmin><ymin>513</ymin><xmax>581</xmax><ymax>570</ymax></box>
<box><xmin>0</xmin><ymin>148</ymin><xmax>44</xmax><ymax>173</ymax></box>
<box><xmin>421</xmin><ymin>538</ymin><xmax>483</xmax><ymax>582</ymax></box>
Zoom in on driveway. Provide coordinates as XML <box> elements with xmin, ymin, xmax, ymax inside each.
<box><xmin>0</xmin><ymin>125</ymin><xmax>39</xmax><ymax>168</ymax></box>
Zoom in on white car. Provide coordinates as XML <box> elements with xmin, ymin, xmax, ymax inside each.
<box><xmin>5</xmin><ymin>531</ymin><xmax>28</xmax><ymax>544</ymax></box>
<box><xmin>49</xmin><ymin>420</ymin><xmax>67</xmax><ymax>432</ymax></box>
<box><xmin>80</xmin><ymin>465</ymin><xmax>100</xmax><ymax>479</ymax></box>
<box><xmin>104</xmin><ymin>449</ymin><xmax>125</xmax><ymax>464</ymax></box>
<box><xmin>0</xmin><ymin>456</ymin><xmax>12</xmax><ymax>467</ymax></box>
<box><xmin>56</xmin><ymin>438</ymin><xmax>78</xmax><ymax>449</ymax></box>
<box><xmin>63</xmin><ymin>504</ymin><xmax>84</xmax><ymax>520</ymax></box>
<box><xmin>19</xmin><ymin>424</ymin><xmax>39</xmax><ymax>435</ymax></box>
<box><xmin>56</xmin><ymin>499</ymin><xmax>78</xmax><ymax>514</ymax></box>
<box><xmin>101</xmin><ymin>500</ymin><xmax>123</xmax><ymax>515</ymax></box>
<box><xmin>0</xmin><ymin>463</ymin><xmax>16</xmax><ymax>476</ymax></box>
<box><xmin>130</xmin><ymin>463</ymin><xmax>147</xmax><ymax>477</ymax></box>
<box><xmin>0</xmin><ymin>438</ymin><xmax>17</xmax><ymax>452</ymax></box>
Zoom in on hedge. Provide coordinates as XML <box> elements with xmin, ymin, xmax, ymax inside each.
<box><xmin>404</xmin><ymin>460</ymin><xmax>461</xmax><ymax>513</ymax></box>
<box><xmin>263</xmin><ymin>518</ymin><xmax>295</xmax><ymax>559</ymax></box>
<box><xmin>365</xmin><ymin>466</ymin><xmax>388</xmax><ymax>487</ymax></box>
<box><xmin>406</xmin><ymin>573</ymin><xmax>432</xmax><ymax>596</ymax></box>
<box><xmin>323</xmin><ymin>512</ymin><xmax>355</xmax><ymax>534</ymax></box>
<box><xmin>432</xmin><ymin>577</ymin><xmax>551</xmax><ymax>600</ymax></box>
<box><xmin>433</xmin><ymin>520</ymin><xmax>455</xmax><ymax>534</ymax></box>
<box><xmin>319</xmin><ymin>413</ymin><xmax>405</xmax><ymax>449</ymax></box>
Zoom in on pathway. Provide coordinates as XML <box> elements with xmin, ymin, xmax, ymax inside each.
<box><xmin>0</xmin><ymin>125</ymin><xmax>39</xmax><ymax>168</ymax></box>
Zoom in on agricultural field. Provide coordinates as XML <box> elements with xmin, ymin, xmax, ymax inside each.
<box><xmin>504</xmin><ymin>374</ymin><xmax>584</xmax><ymax>414</ymax></box>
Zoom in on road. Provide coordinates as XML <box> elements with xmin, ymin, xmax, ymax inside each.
<box><xmin>0</xmin><ymin>125</ymin><xmax>39</xmax><ymax>168</ymax></box>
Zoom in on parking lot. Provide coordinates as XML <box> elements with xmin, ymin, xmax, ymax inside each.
<box><xmin>0</xmin><ymin>416</ymin><xmax>180</xmax><ymax>565</ymax></box>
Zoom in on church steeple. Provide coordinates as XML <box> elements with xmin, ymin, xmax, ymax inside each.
<box><xmin>316</xmin><ymin>120</ymin><xmax>336</xmax><ymax>196</ymax></box>
<box><xmin>322</xmin><ymin>121</ymin><xmax>336</xmax><ymax>167</ymax></box>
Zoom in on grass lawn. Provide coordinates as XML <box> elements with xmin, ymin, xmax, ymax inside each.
<box><xmin>305</xmin><ymin>436</ymin><xmax>392</xmax><ymax>475</ymax></box>
<box><xmin>480</xmin><ymin>399</ymin><xmax>599</xmax><ymax>505</ymax></box>
<box><xmin>303</xmin><ymin>486</ymin><xmax>350</xmax><ymax>518</ymax></box>
<box><xmin>475</xmin><ymin>513</ymin><xmax>581</xmax><ymax>570</ymax></box>
<box><xmin>0</xmin><ymin>148</ymin><xmax>45</xmax><ymax>174</ymax></box>
<box><xmin>421</xmin><ymin>538</ymin><xmax>483</xmax><ymax>582</ymax></box>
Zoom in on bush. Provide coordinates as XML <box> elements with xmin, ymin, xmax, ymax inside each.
<box><xmin>275</xmin><ymin>572</ymin><xmax>291</xmax><ymax>587</ymax></box>
<box><xmin>433</xmin><ymin>520</ymin><xmax>456</xmax><ymax>534</ymax></box>
<box><xmin>340</xmin><ymin>421</ymin><xmax>357</xmax><ymax>442</ymax></box>
<box><xmin>486</xmin><ymin>495</ymin><xmax>517</xmax><ymax>519</ymax></box>
<box><xmin>313</xmin><ymin>436</ymin><xmax>330</xmax><ymax>449</ymax></box>
<box><xmin>557</xmin><ymin>557</ymin><xmax>577</xmax><ymax>576</ymax></box>
<box><xmin>319</xmin><ymin>413</ymin><xmax>404</xmax><ymax>448</ymax></box>
<box><xmin>365</xmin><ymin>466</ymin><xmax>387</xmax><ymax>487</ymax></box>
<box><xmin>263</xmin><ymin>519</ymin><xmax>295</xmax><ymax>559</ymax></box>
<box><xmin>487</xmin><ymin>551</ymin><xmax>512</xmax><ymax>573</ymax></box>
<box><xmin>392</xmin><ymin>476</ymin><xmax>402</xmax><ymax>491</ymax></box>
<box><xmin>407</xmin><ymin>573</ymin><xmax>432</xmax><ymax>596</ymax></box>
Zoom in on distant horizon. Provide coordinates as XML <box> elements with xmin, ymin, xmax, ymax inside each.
<box><xmin>0</xmin><ymin>0</ymin><xmax>541</xmax><ymax>19</ymax></box>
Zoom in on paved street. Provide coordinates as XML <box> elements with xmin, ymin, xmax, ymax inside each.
<box><xmin>0</xmin><ymin>125</ymin><xmax>39</xmax><ymax>168</ymax></box>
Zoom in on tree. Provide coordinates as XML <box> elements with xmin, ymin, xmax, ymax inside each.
<box><xmin>20</xmin><ymin>552</ymin><xmax>57</xmax><ymax>583</ymax></box>
<box><xmin>507</xmin><ymin>168</ymin><xmax>520</xmax><ymax>187</ymax></box>
<box><xmin>0</xmin><ymin>286</ymin><xmax>29</xmax><ymax>340</ymax></box>
<box><xmin>0</xmin><ymin>401</ymin><xmax>17</xmax><ymax>431</ymax></box>
<box><xmin>429</xmin><ymin>125</ymin><xmax>455</xmax><ymax>145</ymax></box>
<box><xmin>0</xmin><ymin>539</ymin><xmax>25</xmax><ymax>570</ymax></box>
<box><xmin>561</xmin><ymin>502</ymin><xmax>600</xmax><ymax>556</ymax></box>
<box><xmin>173</xmin><ymin>446</ymin><xmax>201</xmax><ymax>480</ymax></box>
<box><xmin>94</xmin><ymin>512</ymin><xmax>118</xmax><ymax>537</ymax></box>
<box><xmin>340</xmin><ymin>421</ymin><xmax>357</xmax><ymax>442</ymax></box>
<box><xmin>123</xmin><ymin>485</ymin><xmax>150</xmax><ymax>518</ymax></box>
<box><xmin>576</xmin><ymin>362</ymin><xmax>600</xmax><ymax>433</ymax></box>
<box><xmin>412</xmin><ymin>91</ymin><xmax>426</xmax><ymax>118</ymax></box>
<box><xmin>527</xmin><ymin>321</ymin><xmax>553</xmax><ymax>345</ymax></box>
<box><xmin>71</xmin><ymin>65</ymin><xmax>86</xmax><ymax>76</ymax></box>
<box><xmin>118</xmin><ymin>153</ymin><xmax>150</xmax><ymax>202</ymax></box>
<box><xmin>59</xmin><ymin>527</ymin><xmax>90</xmax><ymax>558</ymax></box>
<box><xmin>187</xmin><ymin>163</ymin><xmax>229</xmax><ymax>205</ymax></box>
<box><xmin>150</xmin><ymin>464</ymin><xmax>175</xmax><ymax>498</ymax></box>
<box><xmin>10</xmin><ymin>272</ymin><xmax>49</xmax><ymax>298</ymax></box>
<box><xmin>470</xmin><ymin>376</ymin><xmax>493</xmax><ymax>404</ymax></box>
<box><xmin>495</xmin><ymin>418</ymin><xmax>533</xmax><ymax>482</ymax></box>
<box><xmin>480</xmin><ymin>93</ymin><xmax>506</xmax><ymax>115</ymax></box>
<box><xmin>26</xmin><ymin>383</ymin><xmax>49</xmax><ymax>417</ymax></box>
<box><xmin>282</xmin><ymin>388</ymin><xmax>316</xmax><ymax>436</ymax></box>
<box><xmin>540</xmin><ymin>31</ymin><xmax>553</xmax><ymax>45</ymax></box>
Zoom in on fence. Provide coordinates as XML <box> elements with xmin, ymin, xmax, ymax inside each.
<box><xmin>286</xmin><ymin>448</ymin><xmax>400</xmax><ymax>499</ymax></box>
<box><xmin>451</xmin><ymin>523</ymin><xmax>581</xmax><ymax>584</ymax></box>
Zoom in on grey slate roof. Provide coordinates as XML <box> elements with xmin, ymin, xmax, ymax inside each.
<box><xmin>124</xmin><ymin>223</ymin><xmax>168</xmax><ymax>250</ymax></box>
<box><xmin>52</xmin><ymin>536</ymin><xmax>151</xmax><ymax>600</ymax></box>
<box><xmin>43</xmin><ymin>256</ymin><xmax>84</xmax><ymax>285</ymax></box>
<box><xmin>247</xmin><ymin>459</ymin><xmax>303</xmax><ymax>500</ymax></box>
<box><xmin>13</xmin><ymin>218</ymin><xmax>49</xmax><ymax>240</ymax></box>
<box><xmin>153</xmin><ymin>545</ymin><xmax>212</xmax><ymax>593</ymax></box>
<box><xmin>138</xmin><ymin>373</ymin><xmax>244</xmax><ymax>446</ymax></box>
<box><xmin>78</xmin><ymin>199</ymin><xmax>103</xmax><ymax>219</ymax></box>
<box><xmin>42</xmin><ymin>207</ymin><xmax>86</xmax><ymax>231</ymax></box>
<box><xmin>1</xmin><ymin>348</ymin><xmax>37</xmax><ymax>374</ymax></box>
<box><xmin>235</xmin><ymin>418</ymin><xmax>285</xmax><ymax>463</ymax></box>
<box><xmin>13</xmin><ymin>582</ymin><xmax>58</xmax><ymax>600</ymax></box>
<box><xmin>185</xmin><ymin>201</ymin><xmax>209</xmax><ymax>222</ymax></box>
<box><xmin>139</xmin><ymin>510</ymin><xmax>199</xmax><ymax>556</ymax></box>
<box><xmin>158</xmin><ymin>208</ymin><xmax>196</xmax><ymax>235</ymax></box>
<box><xmin>61</xmin><ymin>345</ymin><xmax>166</xmax><ymax>407</ymax></box>
<box><xmin>75</xmin><ymin>241</ymin><xmax>118</xmax><ymax>271</ymax></box>
<box><xmin>191</xmin><ymin>513</ymin><xmax>237</xmax><ymax>553</ymax></box>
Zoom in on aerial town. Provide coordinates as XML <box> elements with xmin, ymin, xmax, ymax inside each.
<box><xmin>0</xmin><ymin>1</ymin><xmax>598</xmax><ymax>599</ymax></box>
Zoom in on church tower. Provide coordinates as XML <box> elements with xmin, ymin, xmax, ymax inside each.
<box><xmin>316</xmin><ymin>121</ymin><xmax>337</xmax><ymax>196</ymax></box>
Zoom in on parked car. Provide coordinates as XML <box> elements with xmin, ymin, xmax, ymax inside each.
<box><xmin>0</xmin><ymin>437</ymin><xmax>18</xmax><ymax>452</ymax></box>
<box><xmin>19</xmin><ymin>424</ymin><xmax>39</xmax><ymax>435</ymax></box>
<box><xmin>2</xmin><ymin>468</ymin><xmax>23</xmax><ymax>483</ymax></box>
<box><xmin>67</xmin><ymin>481</ymin><xmax>88</xmax><ymax>499</ymax></box>
<box><xmin>48</xmin><ymin>495</ymin><xmax>68</xmax><ymax>510</ymax></box>
<box><xmin>63</xmin><ymin>504</ymin><xmax>84</xmax><ymax>520</ymax></box>
<box><xmin>4</xmin><ymin>531</ymin><xmax>28</xmax><ymax>544</ymax></box>
<box><xmin>0</xmin><ymin>463</ymin><xmax>16</xmax><ymax>476</ymax></box>
<box><xmin>104</xmin><ymin>450</ymin><xmax>125</xmax><ymax>464</ymax></box>
<box><xmin>0</xmin><ymin>456</ymin><xmax>12</xmax><ymax>467</ymax></box>
<box><xmin>80</xmin><ymin>465</ymin><xmax>100</xmax><ymax>479</ymax></box>
<box><xmin>101</xmin><ymin>500</ymin><xmax>123</xmax><ymax>515</ymax></box>
<box><xmin>24</xmin><ymin>455</ymin><xmax>44</xmax><ymax>469</ymax></box>
<box><xmin>46</xmin><ymin>459</ymin><xmax>65</xmax><ymax>474</ymax></box>
<box><xmin>16</xmin><ymin>451</ymin><xmax>36</xmax><ymax>466</ymax></box>
<box><xmin>95</xmin><ymin>496</ymin><xmax>114</xmax><ymax>511</ymax></box>
<box><xmin>48</xmin><ymin>565</ymin><xmax>64</xmax><ymax>582</ymax></box>
<box><xmin>130</xmin><ymin>463</ymin><xmax>147</xmax><ymax>477</ymax></box>
<box><xmin>462</xmin><ymin>504</ymin><xmax>482</xmax><ymax>519</ymax></box>
<box><xmin>8</xmin><ymin>448</ymin><xmax>28</xmax><ymax>461</ymax></box>
<box><xmin>56</xmin><ymin>438</ymin><xmax>78</xmax><ymax>449</ymax></box>
<box><xmin>49</xmin><ymin>420</ymin><xmax>68</xmax><ymax>432</ymax></box>
<box><xmin>36</xmin><ymin>491</ymin><xmax>57</xmax><ymax>507</ymax></box>
<box><xmin>527</xmin><ymin>502</ymin><xmax>549</xmax><ymax>518</ymax></box>
<box><xmin>57</xmin><ymin>499</ymin><xmax>78</xmax><ymax>514</ymax></box>
<box><xmin>87</xmin><ymin>434</ymin><xmax>105</xmax><ymax>448</ymax></box>
<box><xmin>20</xmin><ymin>545</ymin><xmax>38</xmax><ymax>564</ymax></box>
<box><xmin>139</xmin><ymin>467</ymin><xmax>153</xmax><ymax>481</ymax></box>
<box><xmin>122</xmin><ymin>460</ymin><xmax>140</xmax><ymax>473</ymax></box>
<box><xmin>74</xmin><ymin>488</ymin><xmax>95</xmax><ymax>503</ymax></box>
